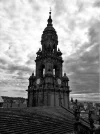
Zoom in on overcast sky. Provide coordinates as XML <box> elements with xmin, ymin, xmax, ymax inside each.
<box><xmin>0</xmin><ymin>0</ymin><xmax>100</xmax><ymax>102</ymax></box>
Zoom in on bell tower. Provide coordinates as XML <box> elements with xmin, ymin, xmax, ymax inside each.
<box><xmin>27</xmin><ymin>11</ymin><xmax>71</xmax><ymax>108</ymax></box>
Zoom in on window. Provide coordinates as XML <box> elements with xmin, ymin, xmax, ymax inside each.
<box><xmin>53</xmin><ymin>69</ymin><xmax>55</xmax><ymax>75</ymax></box>
<box><xmin>43</xmin><ymin>68</ymin><xmax>45</xmax><ymax>76</ymax></box>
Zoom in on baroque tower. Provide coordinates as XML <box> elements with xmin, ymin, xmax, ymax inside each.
<box><xmin>27</xmin><ymin>11</ymin><xmax>71</xmax><ymax>108</ymax></box>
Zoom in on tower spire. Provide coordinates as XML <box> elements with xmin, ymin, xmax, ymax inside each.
<box><xmin>49</xmin><ymin>7</ymin><xmax>51</xmax><ymax>16</ymax></box>
<box><xmin>47</xmin><ymin>8</ymin><xmax>52</xmax><ymax>26</ymax></box>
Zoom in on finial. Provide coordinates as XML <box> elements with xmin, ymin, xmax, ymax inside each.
<box><xmin>47</xmin><ymin>7</ymin><xmax>52</xmax><ymax>26</ymax></box>
<box><xmin>49</xmin><ymin>7</ymin><xmax>51</xmax><ymax>14</ymax></box>
<box><xmin>32</xmin><ymin>71</ymin><xmax>34</xmax><ymax>76</ymax></box>
<box><xmin>64</xmin><ymin>73</ymin><xmax>66</xmax><ymax>76</ymax></box>
<box><xmin>49</xmin><ymin>7</ymin><xmax>51</xmax><ymax>17</ymax></box>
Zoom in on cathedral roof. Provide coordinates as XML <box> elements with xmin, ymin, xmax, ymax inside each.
<box><xmin>0</xmin><ymin>106</ymin><xmax>90</xmax><ymax>133</ymax></box>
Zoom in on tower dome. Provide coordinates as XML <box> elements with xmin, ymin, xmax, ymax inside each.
<box><xmin>41</xmin><ymin>11</ymin><xmax>58</xmax><ymax>52</ymax></box>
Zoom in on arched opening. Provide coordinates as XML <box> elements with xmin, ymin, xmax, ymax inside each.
<box><xmin>53</xmin><ymin>65</ymin><xmax>57</xmax><ymax>77</ymax></box>
<box><xmin>53</xmin><ymin>69</ymin><xmax>55</xmax><ymax>76</ymax></box>
<box><xmin>40</xmin><ymin>64</ymin><xmax>45</xmax><ymax>77</ymax></box>
<box><xmin>43</xmin><ymin>68</ymin><xmax>45</xmax><ymax>76</ymax></box>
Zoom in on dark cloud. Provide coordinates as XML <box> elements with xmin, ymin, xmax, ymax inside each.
<box><xmin>26</xmin><ymin>52</ymin><xmax>36</xmax><ymax>65</ymax></box>
<box><xmin>0</xmin><ymin>56</ymin><xmax>32</xmax><ymax>77</ymax></box>
<box><xmin>53</xmin><ymin>0</ymin><xmax>66</xmax><ymax>18</ymax></box>
<box><xmin>0</xmin><ymin>76</ymin><xmax>28</xmax><ymax>94</ymax></box>
<box><xmin>13</xmin><ymin>89</ymin><xmax>26</xmax><ymax>93</ymax></box>
<box><xmin>89</xmin><ymin>21</ymin><xmax>100</xmax><ymax>44</ymax></box>
<box><xmin>64</xmin><ymin>20</ymin><xmax>99</xmax><ymax>94</ymax></box>
<box><xmin>0</xmin><ymin>57</ymin><xmax>7</xmax><ymax>65</ymax></box>
<box><xmin>76</xmin><ymin>1</ymin><xmax>85</xmax><ymax>12</ymax></box>
<box><xmin>70</xmin><ymin>73</ymin><xmax>99</xmax><ymax>94</ymax></box>
<box><xmin>64</xmin><ymin>44</ymin><xmax>99</xmax><ymax>72</ymax></box>
<box><xmin>29</xmin><ymin>0</ymin><xmax>40</xmax><ymax>11</ymax></box>
<box><xmin>64</xmin><ymin>45</ymin><xmax>99</xmax><ymax>93</ymax></box>
<box><xmin>8</xmin><ymin>64</ymin><xmax>32</xmax><ymax>73</ymax></box>
<box><xmin>2</xmin><ymin>90</ymin><xmax>8</xmax><ymax>93</ymax></box>
<box><xmin>94</xmin><ymin>0</ymin><xmax>100</xmax><ymax>7</ymax></box>
<box><xmin>11</xmin><ymin>72</ymin><xmax>28</xmax><ymax>80</ymax></box>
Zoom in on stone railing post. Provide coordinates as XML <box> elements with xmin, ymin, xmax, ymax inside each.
<box><xmin>88</xmin><ymin>110</ymin><xmax>95</xmax><ymax>134</ymax></box>
<box><xmin>74</xmin><ymin>107</ymin><xmax>81</xmax><ymax>134</ymax></box>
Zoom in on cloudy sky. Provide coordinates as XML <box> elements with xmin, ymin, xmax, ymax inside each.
<box><xmin>0</xmin><ymin>0</ymin><xmax>100</xmax><ymax>102</ymax></box>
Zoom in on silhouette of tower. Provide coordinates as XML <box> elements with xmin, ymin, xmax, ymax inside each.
<box><xmin>27</xmin><ymin>11</ymin><xmax>71</xmax><ymax>108</ymax></box>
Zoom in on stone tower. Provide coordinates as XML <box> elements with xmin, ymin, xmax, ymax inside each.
<box><xmin>27</xmin><ymin>11</ymin><xmax>71</xmax><ymax>108</ymax></box>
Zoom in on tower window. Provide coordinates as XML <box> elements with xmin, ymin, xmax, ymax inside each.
<box><xmin>53</xmin><ymin>69</ymin><xmax>55</xmax><ymax>76</ymax></box>
<box><xmin>43</xmin><ymin>68</ymin><xmax>45</xmax><ymax>76</ymax></box>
